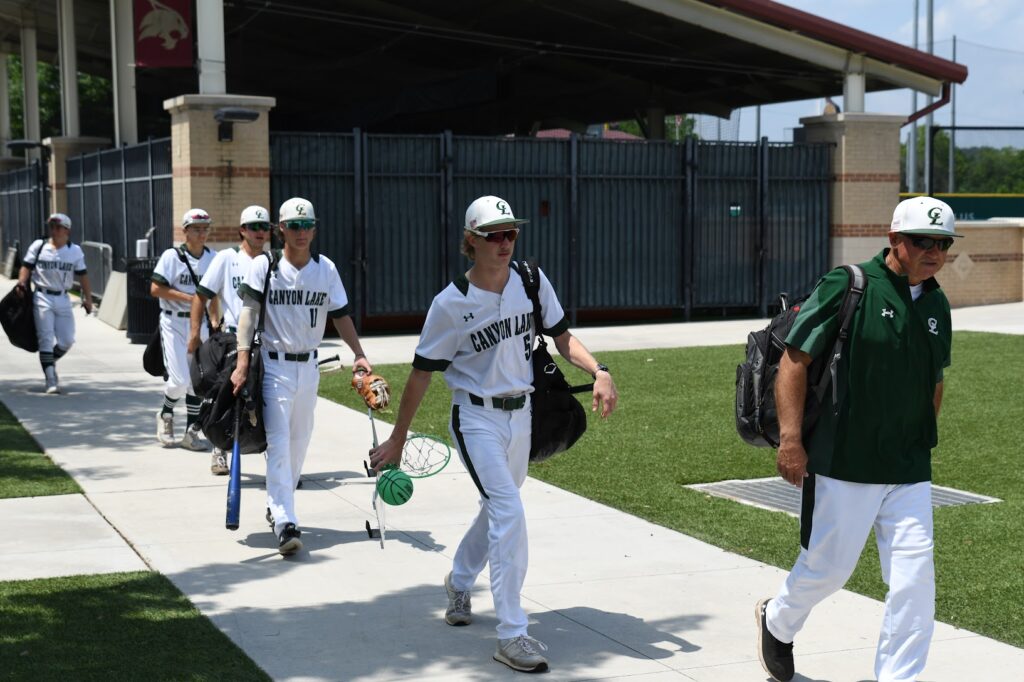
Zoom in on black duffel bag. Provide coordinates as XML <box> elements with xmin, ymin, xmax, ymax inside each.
<box><xmin>515</xmin><ymin>260</ymin><xmax>592</xmax><ymax>462</ymax></box>
<box><xmin>0</xmin><ymin>283</ymin><xmax>38</xmax><ymax>353</ymax></box>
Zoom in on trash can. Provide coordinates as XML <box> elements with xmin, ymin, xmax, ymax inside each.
<box><xmin>126</xmin><ymin>257</ymin><xmax>161</xmax><ymax>344</ymax></box>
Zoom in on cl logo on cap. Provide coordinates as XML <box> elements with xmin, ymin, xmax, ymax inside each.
<box><xmin>496</xmin><ymin>200</ymin><xmax>510</xmax><ymax>216</ymax></box>
<box><xmin>927</xmin><ymin>206</ymin><xmax>944</xmax><ymax>225</ymax></box>
<box><xmin>295</xmin><ymin>204</ymin><xmax>306</xmax><ymax>216</ymax></box>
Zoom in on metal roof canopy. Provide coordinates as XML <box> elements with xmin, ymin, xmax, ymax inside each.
<box><xmin>0</xmin><ymin>0</ymin><xmax>968</xmax><ymax>136</ymax></box>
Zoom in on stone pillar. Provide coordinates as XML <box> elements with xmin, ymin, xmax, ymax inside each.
<box><xmin>110</xmin><ymin>0</ymin><xmax>138</xmax><ymax>145</ymax></box>
<box><xmin>797</xmin><ymin>113</ymin><xmax>905</xmax><ymax>267</ymax></box>
<box><xmin>197</xmin><ymin>0</ymin><xmax>227</xmax><ymax>95</ymax></box>
<box><xmin>163</xmin><ymin>94</ymin><xmax>275</xmax><ymax>248</ymax></box>
<box><xmin>20</xmin><ymin>21</ymin><xmax>41</xmax><ymax>160</ymax></box>
<box><xmin>43</xmin><ymin>136</ymin><xmax>111</xmax><ymax>213</ymax></box>
<box><xmin>57</xmin><ymin>0</ymin><xmax>80</xmax><ymax>137</ymax></box>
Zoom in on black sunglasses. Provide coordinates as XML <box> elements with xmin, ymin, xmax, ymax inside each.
<box><xmin>245</xmin><ymin>222</ymin><xmax>272</xmax><ymax>232</ymax></box>
<box><xmin>472</xmin><ymin>228</ymin><xmax>519</xmax><ymax>243</ymax></box>
<box><xmin>907</xmin><ymin>235</ymin><xmax>954</xmax><ymax>252</ymax></box>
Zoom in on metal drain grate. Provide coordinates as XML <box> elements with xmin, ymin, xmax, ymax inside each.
<box><xmin>687</xmin><ymin>478</ymin><xmax>1001</xmax><ymax>517</ymax></box>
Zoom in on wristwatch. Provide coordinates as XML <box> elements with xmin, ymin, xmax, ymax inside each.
<box><xmin>593</xmin><ymin>363</ymin><xmax>609</xmax><ymax>379</ymax></box>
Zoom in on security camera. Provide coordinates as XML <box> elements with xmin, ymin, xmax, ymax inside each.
<box><xmin>213</xmin><ymin>108</ymin><xmax>259</xmax><ymax>142</ymax></box>
<box><xmin>214</xmin><ymin>108</ymin><xmax>260</xmax><ymax>123</ymax></box>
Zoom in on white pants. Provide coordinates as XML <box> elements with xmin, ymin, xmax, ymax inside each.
<box><xmin>33</xmin><ymin>290</ymin><xmax>74</xmax><ymax>353</ymax></box>
<box><xmin>767</xmin><ymin>475</ymin><xmax>935</xmax><ymax>682</ymax></box>
<box><xmin>159</xmin><ymin>312</ymin><xmax>206</xmax><ymax>400</ymax></box>
<box><xmin>448</xmin><ymin>397</ymin><xmax>532</xmax><ymax>640</ymax></box>
<box><xmin>262</xmin><ymin>349</ymin><xmax>319</xmax><ymax>534</ymax></box>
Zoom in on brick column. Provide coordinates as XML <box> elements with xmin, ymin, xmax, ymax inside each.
<box><xmin>42</xmin><ymin>136</ymin><xmax>111</xmax><ymax>213</ymax></box>
<box><xmin>162</xmin><ymin>94</ymin><xmax>275</xmax><ymax>249</ymax></box>
<box><xmin>797</xmin><ymin>113</ymin><xmax>905</xmax><ymax>267</ymax></box>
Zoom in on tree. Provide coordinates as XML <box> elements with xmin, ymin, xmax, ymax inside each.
<box><xmin>901</xmin><ymin>126</ymin><xmax>1024</xmax><ymax>193</ymax></box>
<box><xmin>613</xmin><ymin>114</ymin><xmax>697</xmax><ymax>141</ymax></box>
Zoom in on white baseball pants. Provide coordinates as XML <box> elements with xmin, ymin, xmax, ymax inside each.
<box><xmin>159</xmin><ymin>312</ymin><xmax>206</xmax><ymax>400</ymax></box>
<box><xmin>766</xmin><ymin>474</ymin><xmax>935</xmax><ymax>682</ymax></box>
<box><xmin>33</xmin><ymin>290</ymin><xmax>74</xmax><ymax>352</ymax></box>
<box><xmin>448</xmin><ymin>396</ymin><xmax>532</xmax><ymax>640</ymax></box>
<box><xmin>262</xmin><ymin>350</ymin><xmax>319</xmax><ymax>535</ymax></box>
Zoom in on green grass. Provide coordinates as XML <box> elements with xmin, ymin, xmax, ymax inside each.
<box><xmin>320</xmin><ymin>331</ymin><xmax>1024</xmax><ymax>647</ymax></box>
<box><xmin>0</xmin><ymin>571</ymin><xmax>270</xmax><ymax>681</ymax></box>
<box><xmin>0</xmin><ymin>401</ymin><xmax>81</xmax><ymax>499</ymax></box>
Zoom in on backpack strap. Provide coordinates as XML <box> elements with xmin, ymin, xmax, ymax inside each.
<box><xmin>514</xmin><ymin>260</ymin><xmax>545</xmax><ymax>346</ymax></box>
<box><xmin>813</xmin><ymin>264</ymin><xmax>866</xmax><ymax>412</ymax></box>
<box><xmin>252</xmin><ymin>250</ymin><xmax>276</xmax><ymax>349</ymax></box>
<box><xmin>178</xmin><ymin>245</ymin><xmax>211</xmax><ymax>329</ymax></box>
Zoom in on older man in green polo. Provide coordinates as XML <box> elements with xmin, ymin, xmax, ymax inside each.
<box><xmin>755</xmin><ymin>196</ymin><xmax>962</xmax><ymax>682</ymax></box>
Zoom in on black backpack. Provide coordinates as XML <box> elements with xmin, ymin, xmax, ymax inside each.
<box><xmin>735</xmin><ymin>265</ymin><xmax>866</xmax><ymax>448</ymax></box>
<box><xmin>1</xmin><ymin>241</ymin><xmax>44</xmax><ymax>353</ymax></box>
<box><xmin>515</xmin><ymin>260</ymin><xmax>593</xmax><ymax>462</ymax></box>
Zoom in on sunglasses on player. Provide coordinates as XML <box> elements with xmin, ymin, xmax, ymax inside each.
<box><xmin>906</xmin><ymin>235</ymin><xmax>954</xmax><ymax>252</ymax></box>
<box><xmin>244</xmin><ymin>222</ymin><xmax>272</xmax><ymax>232</ymax></box>
<box><xmin>467</xmin><ymin>227</ymin><xmax>519</xmax><ymax>243</ymax></box>
<box><xmin>283</xmin><ymin>220</ymin><xmax>317</xmax><ymax>231</ymax></box>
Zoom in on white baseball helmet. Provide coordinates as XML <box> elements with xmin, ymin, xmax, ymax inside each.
<box><xmin>464</xmin><ymin>196</ymin><xmax>528</xmax><ymax>232</ymax></box>
<box><xmin>47</xmin><ymin>212</ymin><xmax>72</xmax><ymax>229</ymax></box>
<box><xmin>240</xmin><ymin>205</ymin><xmax>270</xmax><ymax>225</ymax></box>
<box><xmin>279</xmin><ymin>197</ymin><xmax>316</xmax><ymax>223</ymax></box>
<box><xmin>182</xmin><ymin>208</ymin><xmax>212</xmax><ymax>227</ymax></box>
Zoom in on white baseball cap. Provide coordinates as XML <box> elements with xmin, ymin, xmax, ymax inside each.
<box><xmin>47</xmin><ymin>212</ymin><xmax>72</xmax><ymax>229</ymax></box>
<box><xmin>240</xmin><ymin>205</ymin><xmax>270</xmax><ymax>225</ymax></box>
<box><xmin>890</xmin><ymin>197</ymin><xmax>963</xmax><ymax>237</ymax></box>
<box><xmin>279</xmin><ymin>197</ymin><xmax>316</xmax><ymax>223</ymax></box>
<box><xmin>464</xmin><ymin>195</ymin><xmax>528</xmax><ymax>232</ymax></box>
<box><xmin>182</xmin><ymin>208</ymin><xmax>212</xmax><ymax>227</ymax></box>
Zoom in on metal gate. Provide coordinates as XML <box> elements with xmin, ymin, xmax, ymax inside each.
<box><xmin>0</xmin><ymin>160</ymin><xmax>50</xmax><ymax>262</ymax></box>
<box><xmin>65</xmin><ymin>138</ymin><xmax>174</xmax><ymax>271</ymax></box>
<box><xmin>270</xmin><ymin>132</ymin><xmax>832</xmax><ymax>327</ymax></box>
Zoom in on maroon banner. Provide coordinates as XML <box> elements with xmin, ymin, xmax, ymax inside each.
<box><xmin>134</xmin><ymin>0</ymin><xmax>192</xmax><ymax>68</ymax></box>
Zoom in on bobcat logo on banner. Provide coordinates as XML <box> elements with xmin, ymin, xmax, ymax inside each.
<box><xmin>134</xmin><ymin>0</ymin><xmax>192</xmax><ymax>68</ymax></box>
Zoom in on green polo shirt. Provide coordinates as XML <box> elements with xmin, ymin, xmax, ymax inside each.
<box><xmin>786</xmin><ymin>249</ymin><xmax>952</xmax><ymax>484</ymax></box>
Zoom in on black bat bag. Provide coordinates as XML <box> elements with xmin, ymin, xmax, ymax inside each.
<box><xmin>0</xmin><ymin>285</ymin><xmax>38</xmax><ymax>353</ymax></box>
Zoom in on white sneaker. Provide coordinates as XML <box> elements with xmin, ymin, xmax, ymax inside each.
<box><xmin>180</xmin><ymin>423</ymin><xmax>211</xmax><ymax>451</ymax></box>
<box><xmin>444</xmin><ymin>572</ymin><xmax>472</xmax><ymax>626</ymax></box>
<box><xmin>156</xmin><ymin>411</ymin><xmax>175</xmax><ymax>446</ymax></box>
<box><xmin>494</xmin><ymin>635</ymin><xmax>549</xmax><ymax>673</ymax></box>
<box><xmin>210</xmin><ymin>448</ymin><xmax>229</xmax><ymax>475</ymax></box>
<box><xmin>45</xmin><ymin>376</ymin><xmax>60</xmax><ymax>394</ymax></box>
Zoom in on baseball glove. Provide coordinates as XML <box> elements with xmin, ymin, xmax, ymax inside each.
<box><xmin>353</xmin><ymin>372</ymin><xmax>391</xmax><ymax>411</ymax></box>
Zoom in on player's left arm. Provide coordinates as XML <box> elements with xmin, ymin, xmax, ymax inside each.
<box><xmin>77</xmin><ymin>273</ymin><xmax>94</xmax><ymax>314</ymax></box>
<box><xmin>552</xmin><ymin>331</ymin><xmax>618</xmax><ymax>418</ymax></box>
<box><xmin>331</xmin><ymin>314</ymin><xmax>371</xmax><ymax>374</ymax></box>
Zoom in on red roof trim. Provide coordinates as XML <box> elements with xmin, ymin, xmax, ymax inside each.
<box><xmin>703</xmin><ymin>0</ymin><xmax>968</xmax><ymax>83</ymax></box>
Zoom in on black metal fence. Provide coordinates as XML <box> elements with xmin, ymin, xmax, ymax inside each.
<box><xmin>65</xmin><ymin>138</ymin><xmax>174</xmax><ymax>271</ymax></box>
<box><xmin>0</xmin><ymin>160</ymin><xmax>50</xmax><ymax>262</ymax></box>
<box><xmin>271</xmin><ymin>132</ymin><xmax>832</xmax><ymax>326</ymax></box>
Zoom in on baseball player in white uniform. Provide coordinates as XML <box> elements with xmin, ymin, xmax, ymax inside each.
<box><xmin>190</xmin><ymin>205</ymin><xmax>270</xmax><ymax>475</ymax></box>
<box><xmin>151</xmin><ymin>209</ymin><xmax>216</xmax><ymax>450</ymax></box>
<box><xmin>15</xmin><ymin>213</ymin><xmax>94</xmax><ymax>394</ymax></box>
<box><xmin>231</xmin><ymin>197</ymin><xmax>372</xmax><ymax>556</ymax></box>
<box><xmin>369</xmin><ymin>195</ymin><xmax>618</xmax><ymax>673</ymax></box>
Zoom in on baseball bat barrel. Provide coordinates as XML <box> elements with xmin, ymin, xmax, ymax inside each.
<box><xmin>225</xmin><ymin>393</ymin><xmax>243</xmax><ymax>530</ymax></box>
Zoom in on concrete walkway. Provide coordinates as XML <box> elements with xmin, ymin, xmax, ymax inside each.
<box><xmin>1</xmin><ymin>277</ymin><xmax>1021</xmax><ymax>681</ymax></box>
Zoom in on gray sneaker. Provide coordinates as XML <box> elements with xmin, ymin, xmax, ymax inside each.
<box><xmin>210</xmin><ymin>448</ymin><xmax>229</xmax><ymax>475</ymax></box>
<box><xmin>494</xmin><ymin>635</ymin><xmax>549</xmax><ymax>673</ymax></box>
<box><xmin>180</xmin><ymin>423</ymin><xmax>211</xmax><ymax>451</ymax></box>
<box><xmin>45</xmin><ymin>376</ymin><xmax>60</xmax><ymax>394</ymax></box>
<box><xmin>156</xmin><ymin>411</ymin><xmax>175</xmax><ymax>446</ymax></box>
<box><xmin>444</xmin><ymin>571</ymin><xmax>472</xmax><ymax>626</ymax></box>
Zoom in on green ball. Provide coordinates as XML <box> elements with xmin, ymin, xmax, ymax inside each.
<box><xmin>377</xmin><ymin>468</ymin><xmax>414</xmax><ymax>506</ymax></box>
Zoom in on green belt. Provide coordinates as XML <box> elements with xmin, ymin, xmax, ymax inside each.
<box><xmin>268</xmin><ymin>350</ymin><xmax>318</xmax><ymax>362</ymax></box>
<box><xmin>469</xmin><ymin>393</ymin><xmax>527</xmax><ymax>411</ymax></box>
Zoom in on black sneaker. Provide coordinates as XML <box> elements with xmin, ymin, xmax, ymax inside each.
<box><xmin>277</xmin><ymin>523</ymin><xmax>303</xmax><ymax>556</ymax></box>
<box><xmin>755</xmin><ymin>598</ymin><xmax>794</xmax><ymax>682</ymax></box>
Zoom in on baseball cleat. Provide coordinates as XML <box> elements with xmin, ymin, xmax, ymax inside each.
<box><xmin>277</xmin><ymin>523</ymin><xmax>302</xmax><ymax>556</ymax></box>
<box><xmin>494</xmin><ymin>635</ymin><xmax>548</xmax><ymax>673</ymax></box>
<box><xmin>180</xmin><ymin>424</ymin><xmax>211</xmax><ymax>451</ymax></box>
<box><xmin>755</xmin><ymin>598</ymin><xmax>795</xmax><ymax>682</ymax></box>
<box><xmin>156</xmin><ymin>411</ymin><xmax>175</xmax><ymax>446</ymax></box>
<box><xmin>444</xmin><ymin>571</ymin><xmax>472</xmax><ymax>625</ymax></box>
<box><xmin>210</xmin><ymin>448</ymin><xmax>229</xmax><ymax>475</ymax></box>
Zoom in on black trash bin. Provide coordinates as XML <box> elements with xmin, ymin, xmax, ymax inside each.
<box><xmin>126</xmin><ymin>257</ymin><xmax>161</xmax><ymax>344</ymax></box>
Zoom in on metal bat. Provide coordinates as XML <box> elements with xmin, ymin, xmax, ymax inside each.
<box><xmin>225</xmin><ymin>391</ymin><xmax>244</xmax><ymax>530</ymax></box>
<box><xmin>363</xmin><ymin>407</ymin><xmax>386</xmax><ymax>548</ymax></box>
<box><xmin>317</xmin><ymin>353</ymin><xmax>343</xmax><ymax>373</ymax></box>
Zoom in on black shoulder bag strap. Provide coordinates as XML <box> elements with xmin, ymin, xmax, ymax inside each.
<box><xmin>252</xmin><ymin>250</ymin><xmax>277</xmax><ymax>350</ymax></box>
<box><xmin>813</xmin><ymin>264</ymin><xmax>866</xmax><ymax>414</ymax></box>
<box><xmin>178</xmin><ymin>245</ymin><xmax>211</xmax><ymax>330</ymax></box>
<box><xmin>515</xmin><ymin>260</ymin><xmax>593</xmax><ymax>394</ymax></box>
<box><xmin>23</xmin><ymin>240</ymin><xmax>45</xmax><ymax>292</ymax></box>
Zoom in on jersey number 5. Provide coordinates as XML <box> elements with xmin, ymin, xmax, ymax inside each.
<box><xmin>310</xmin><ymin>308</ymin><xmax>319</xmax><ymax>327</ymax></box>
<box><xmin>523</xmin><ymin>335</ymin><xmax>531</xmax><ymax>360</ymax></box>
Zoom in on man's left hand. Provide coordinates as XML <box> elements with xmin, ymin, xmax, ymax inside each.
<box><xmin>592</xmin><ymin>372</ymin><xmax>618</xmax><ymax>418</ymax></box>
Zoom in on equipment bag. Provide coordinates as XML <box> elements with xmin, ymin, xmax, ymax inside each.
<box><xmin>1</xmin><ymin>241</ymin><xmax>45</xmax><ymax>353</ymax></box>
<box><xmin>515</xmin><ymin>260</ymin><xmax>593</xmax><ymax>462</ymax></box>
<box><xmin>735</xmin><ymin>264</ymin><xmax>866</xmax><ymax>448</ymax></box>
<box><xmin>195</xmin><ymin>251</ymin><xmax>275</xmax><ymax>453</ymax></box>
<box><xmin>142</xmin><ymin>326</ymin><xmax>165</xmax><ymax>377</ymax></box>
